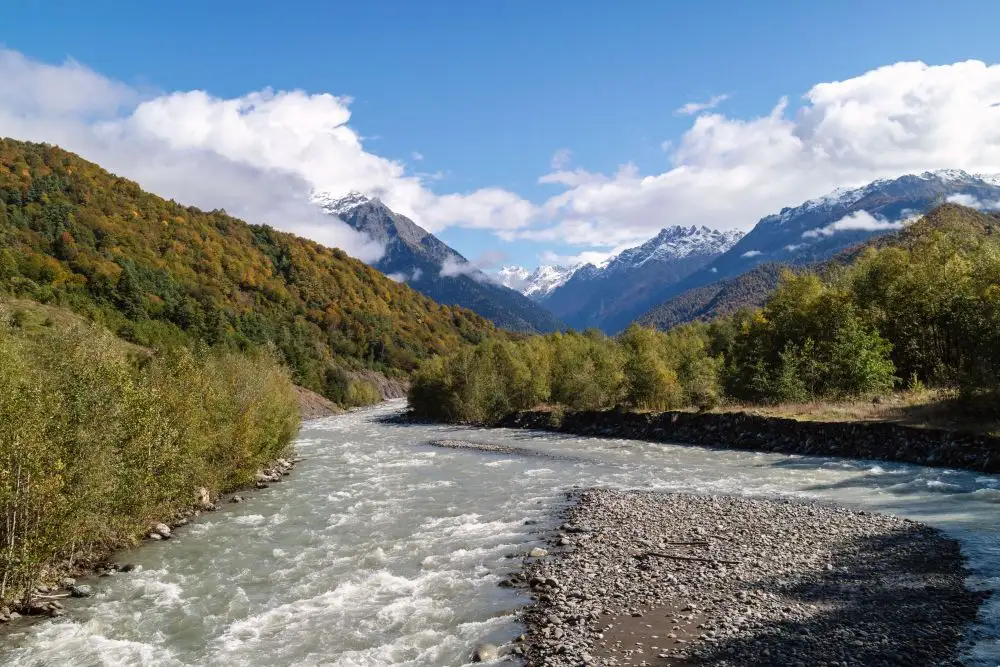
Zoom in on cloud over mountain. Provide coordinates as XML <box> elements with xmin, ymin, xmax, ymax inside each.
<box><xmin>4</xmin><ymin>50</ymin><xmax>1000</xmax><ymax>263</ymax></box>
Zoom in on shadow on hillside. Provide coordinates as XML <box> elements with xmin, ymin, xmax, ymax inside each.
<box><xmin>655</xmin><ymin>524</ymin><xmax>987</xmax><ymax>666</ymax></box>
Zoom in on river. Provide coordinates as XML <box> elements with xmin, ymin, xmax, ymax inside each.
<box><xmin>2</xmin><ymin>400</ymin><xmax>999</xmax><ymax>666</ymax></box>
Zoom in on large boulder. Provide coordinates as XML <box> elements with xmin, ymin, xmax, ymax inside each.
<box><xmin>472</xmin><ymin>643</ymin><xmax>498</xmax><ymax>663</ymax></box>
<box><xmin>69</xmin><ymin>584</ymin><xmax>92</xmax><ymax>598</ymax></box>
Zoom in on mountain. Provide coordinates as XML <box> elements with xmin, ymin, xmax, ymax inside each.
<box><xmin>638</xmin><ymin>263</ymin><xmax>786</xmax><ymax>330</ymax></box>
<box><xmin>639</xmin><ymin>201</ymin><xmax>1000</xmax><ymax>331</ymax></box>
<box><xmin>496</xmin><ymin>263</ymin><xmax>580</xmax><ymax>301</ymax></box>
<box><xmin>627</xmin><ymin>169</ymin><xmax>1000</xmax><ymax>333</ymax></box>
<box><xmin>0</xmin><ymin>139</ymin><xmax>499</xmax><ymax>402</ymax></box>
<box><xmin>517</xmin><ymin>225</ymin><xmax>743</xmax><ymax>332</ymax></box>
<box><xmin>315</xmin><ymin>192</ymin><xmax>563</xmax><ymax>333</ymax></box>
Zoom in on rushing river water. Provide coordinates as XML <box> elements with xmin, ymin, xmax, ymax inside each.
<box><xmin>3</xmin><ymin>400</ymin><xmax>1000</xmax><ymax>666</ymax></box>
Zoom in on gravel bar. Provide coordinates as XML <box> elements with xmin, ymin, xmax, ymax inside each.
<box><xmin>511</xmin><ymin>489</ymin><xmax>986</xmax><ymax>666</ymax></box>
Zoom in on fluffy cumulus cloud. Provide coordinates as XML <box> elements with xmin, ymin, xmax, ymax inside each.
<box><xmin>802</xmin><ymin>211</ymin><xmax>907</xmax><ymax>239</ymax></box>
<box><xmin>7</xmin><ymin>49</ymin><xmax>1000</xmax><ymax>266</ymax></box>
<box><xmin>527</xmin><ymin>60</ymin><xmax>1000</xmax><ymax>251</ymax></box>
<box><xmin>0</xmin><ymin>49</ymin><xmax>539</xmax><ymax>262</ymax></box>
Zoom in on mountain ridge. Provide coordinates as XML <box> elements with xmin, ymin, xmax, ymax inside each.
<box><xmin>316</xmin><ymin>192</ymin><xmax>564</xmax><ymax>333</ymax></box>
<box><xmin>618</xmin><ymin>168</ymin><xmax>1000</xmax><ymax>333</ymax></box>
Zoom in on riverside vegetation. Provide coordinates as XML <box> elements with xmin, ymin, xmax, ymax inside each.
<box><xmin>410</xmin><ymin>204</ymin><xmax>1000</xmax><ymax>425</ymax></box>
<box><xmin>0</xmin><ymin>301</ymin><xmax>300</xmax><ymax>606</ymax></box>
<box><xmin>0</xmin><ymin>138</ymin><xmax>502</xmax><ymax>609</ymax></box>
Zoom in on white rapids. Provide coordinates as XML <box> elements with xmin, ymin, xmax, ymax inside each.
<box><xmin>2</xmin><ymin>400</ymin><xmax>999</xmax><ymax>666</ymax></box>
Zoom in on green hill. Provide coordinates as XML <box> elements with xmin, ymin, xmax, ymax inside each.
<box><xmin>0</xmin><ymin>139</ymin><xmax>498</xmax><ymax>403</ymax></box>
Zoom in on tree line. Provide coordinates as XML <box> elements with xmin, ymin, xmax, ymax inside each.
<box><xmin>410</xmin><ymin>204</ymin><xmax>1000</xmax><ymax>423</ymax></box>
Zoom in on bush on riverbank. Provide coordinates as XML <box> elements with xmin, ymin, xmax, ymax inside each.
<box><xmin>0</xmin><ymin>305</ymin><xmax>299</xmax><ymax>604</ymax></box>
<box><xmin>409</xmin><ymin>205</ymin><xmax>1000</xmax><ymax>424</ymax></box>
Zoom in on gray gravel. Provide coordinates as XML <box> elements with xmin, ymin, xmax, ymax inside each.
<box><xmin>510</xmin><ymin>489</ymin><xmax>985</xmax><ymax>666</ymax></box>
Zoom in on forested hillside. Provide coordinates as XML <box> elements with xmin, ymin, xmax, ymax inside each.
<box><xmin>0</xmin><ymin>140</ymin><xmax>498</xmax><ymax>403</ymax></box>
<box><xmin>410</xmin><ymin>204</ymin><xmax>1000</xmax><ymax>423</ymax></box>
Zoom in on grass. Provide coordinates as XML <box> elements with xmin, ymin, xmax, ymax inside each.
<box><xmin>712</xmin><ymin>389</ymin><xmax>1000</xmax><ymax>437</ymax></box>
<box><xmin>518</xmin><ymin>391</ymin><xmax>1000</xmax><ymax>438</ymax></box>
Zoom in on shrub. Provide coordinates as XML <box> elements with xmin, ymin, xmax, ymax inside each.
<box><xmin>0</xmin><ymin>310</ymin><xmax>299</xmax><ymax>604</ymax></box>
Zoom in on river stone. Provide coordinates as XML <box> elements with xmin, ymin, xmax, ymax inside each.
<box><xmin>152</xmin><ymin>522</ymin><xmax>172</xmax><ymax>538</ymax></box>
<box><xmin>196</xmin><ymin>487</ymin><xmax>213</xmax><ymax>509</ymax></box>
<box><xmin>528</xmin><ymin>547</ymin><xmax>549</xmax><ymax>558</ymax></box>
<box><xmin>60</xmin><ymin>577</ymin><xmax>76</xmax><ymax>588</ymax></box>
<box><xmin>472</xmin><ymin>643</ymin><xmax>498</xmax><ymax>662</ymax></box>
<box><xmin>69</xmin><ymin>585</ymin><xmax>92</xmax><ymax>598</ymax></box>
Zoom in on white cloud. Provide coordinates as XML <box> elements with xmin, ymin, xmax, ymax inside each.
<box><xmin>411</xmin><ymin>267</ymin><xmax>423</xmax><ymax>281</ymax></box>
<box><xmin>8</xmin><ymin>50</ymin><xmax>1000</xmax><ymax>264</ymax></box>
<box><xmin>439</xmin><ymin>256</ymin><xmax>481</xmax><ymax>280</ymax></box>
<box><xmin>802</xmin><ymin>210</ymin><xmax>906</xmax><ymax>239</ymax></box>
<box><xmin>946</xmin><ymin>193</ymin><xmax>1000</xmax><ymax>210</ymax></box>
<box><xmin>386</xmin><ymin>272</ymin><xmax>407</xmax><ymax>282</ymax></box>
<box><xmin>676</xmin><ymin>93</ymin><xmax>730</xmax><ymax>115</ymax></box>
<box><xmin>784</xmin><ymin>243</ymin><xmax>806</xmax><ymax>252</ymax></box>
<box><xmin>741</xmin><ymin>250</ymin><xmax>763</xmax><ymax>258</ymax></box>
<box><xmin>411</xmin><ymin>151</ymin><xmax>424</xmax><ymax>161</ymax></box>
<box><xmin>0</xmin><ymin>49</ymin><xmax>538</xmax><ymax>262</ymax></box>
<box><xmin>539</xmin><ymin>241</ymin><xmax>637</xmax><ymax>268</ymax></box>
<box><xmin>527</xmin><ymin>60</ymin><xmax>1000</xmax><ymax>250</ymax></box>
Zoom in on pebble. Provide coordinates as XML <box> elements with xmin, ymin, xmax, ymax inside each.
<box><xmin>516</xmin><ymin>489</ymin><xmax>984</xmax><ymax>666</ymax></box>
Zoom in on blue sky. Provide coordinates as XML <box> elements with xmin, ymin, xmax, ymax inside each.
<box><xmin>3</xmin><ymin>1</ymin><xmax>1000</xmax><ymax>270</ymax></box>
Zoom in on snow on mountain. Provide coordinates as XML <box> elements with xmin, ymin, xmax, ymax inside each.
<box><xmin>312</xmin><ymin>191</ymin><xmax>373</xmax><ymax>216</ymax></box>
<box><xmin>497</xmin><ymin>264</ymin><xmax>580</xmax><ymax>301</ymax></box>
<box><xmin>500</xmin><ymin>225</ymin><xmax>743</xmax><ymax>302</ymax></box>
<box><xmin>311</xmin><ymin>190</ymin><xmax>564</xmax><ymax>333</ymax></box>
<box><xmin>768</xmin><ymin>169</ymin><xmax>1000</xmax><ymax>226</ymax></box>
<box><xmin>605</xmin><ymin>226</ymin><xmax>743</xmax><ymax>273</ymax></box>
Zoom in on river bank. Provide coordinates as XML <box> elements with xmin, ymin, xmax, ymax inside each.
<box><xmin>0</xmin><ymin>455</ymin><xmax>301</xmax><ymax>625</ymax></box>
<box><xmin>497</xmin><ymin>408</ymin><xmax>1000</xmax><ymax>474</ymax></box>
<box><xmin>514</xmin><ymin>489</ymin><xmax>986</xmax><ymax>666</ymax></box>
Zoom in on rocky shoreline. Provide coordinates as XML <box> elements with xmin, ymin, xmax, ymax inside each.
<box><xmin>498</xmin><ymin>409</ymin><xmax>1000</xmax><ymax>474</ymax></box>
<box><xmin>507</xmin><ymin>489</ymin><xmax>985</xmax><ymax>666</ymax></box>
<box><xmin>0</xmin><ymin>455</ymin><xmax>302</xmax><ymax>625</ymax></box>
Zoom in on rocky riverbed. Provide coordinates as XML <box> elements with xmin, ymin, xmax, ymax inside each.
<box><xmin>513</xmin><ymin>489</ymin><xmax>986</xmax><ymax>666</ymax></box>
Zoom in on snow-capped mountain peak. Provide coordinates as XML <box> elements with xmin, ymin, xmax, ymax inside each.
<box><xmin>770</xmin><ymin>169</ymin><xmax>1000</xmax><ymax>226</ymax></box>
<box><xmin>497</xmin><ymin>264</ymin><xmax>579</xmax><ymax>300</ymax></box>
<box><xmin>606</xmin><ymin>225</ymin><xmax>744</xmax><ymax>272</ymax></box>
<box><xmin>312</xmin><ymin>191</ymin><xmax>374</xmax><ymax>215</ymax></box>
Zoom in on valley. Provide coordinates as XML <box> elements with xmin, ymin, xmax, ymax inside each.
<box><xmin>3</xmin><ymin>13</ymin><xmax>1000</xmax><ymax>665</ymax></box>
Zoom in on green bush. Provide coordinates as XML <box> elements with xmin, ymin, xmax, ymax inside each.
<box><xmin>0</xmin><ymin>309</ymin><xmax>299</xmax><ymax>604</ymax></box>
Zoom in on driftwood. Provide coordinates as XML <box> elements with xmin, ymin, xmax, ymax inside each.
<box><xmin>637</xmin><ymin>551</ymin><xmax>740</xmax><ymax>565</ymax></box>
<box><xmin>31</xmin><ymin>593</ymin><xmax>71</xmax><ymax>600</ymax></box>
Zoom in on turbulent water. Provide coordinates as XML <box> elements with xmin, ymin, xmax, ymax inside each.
<box><xmin>3</xmin><ymin>400</ymin><xmax>1000</xmax><ymax>666</ymax></box>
